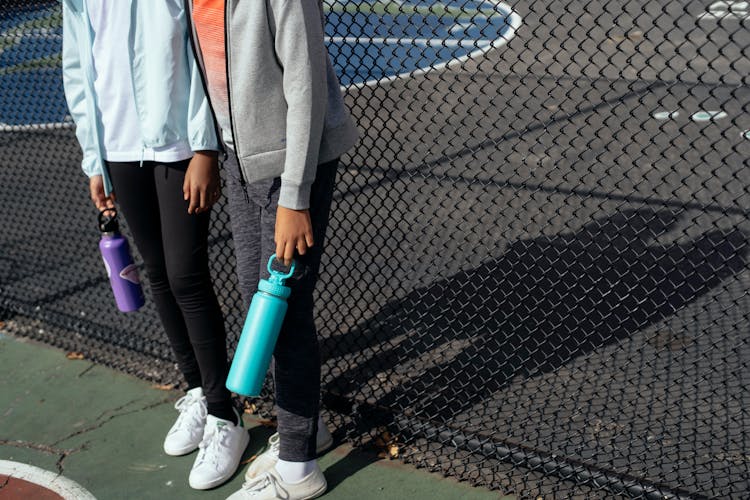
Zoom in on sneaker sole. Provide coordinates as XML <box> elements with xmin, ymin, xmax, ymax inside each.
<box><xmin>163</xmin><ymin>443</ymin><xmax>199</xmax><ymax>457</ymax></box>
<box><xmin>302</xmin><ymin>480</ymin><xmax>328</xmax><ymax>500</ymax></box>
<box><xmin>189</xmin><ymin>431</ymin><xmax>251</xmax><ymax>490</ymax></box>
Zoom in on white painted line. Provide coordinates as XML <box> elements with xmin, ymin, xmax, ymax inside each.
<box><xmin>652</xmin><ymin>110</ymin><xmax>680</xmax><ymax>120</ymax></box>
<box><xmin>0</xmin><ymin>122</ymin><xmax>75</xmax><ymax>132</ymax></box>
<box><xmin>449</xmin><ymin>20</ymin><xmax>473</xmax><ymax>35</ymax></box>
<box><xmin>697</xmin><ymin>1</ymin><xmax>750</xmax><ymax>20</ymax></box>
<box><xmin>326</xmin><ymin>36</ymin><xmax>491</xmax><ymax>49</ymax></box>
<box><xmin>0</xmin><ymin>460</ymin><xmax>97</xmax><ymax>500</ymax></box>
<box><xmin>337</xmin><ymin>1</ymin><xmax>522</xmax><ymax>90</ymax></box>
<box><xmin>691</xmin><ymin>110</ymin><xmax>728</xmax><ymax>122</ymax></box>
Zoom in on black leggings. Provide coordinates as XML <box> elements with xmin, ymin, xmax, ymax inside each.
<box><xmin>107</xmin><ymin>159</ymin><xmax>233</xmax><ymax>420</ymax></box>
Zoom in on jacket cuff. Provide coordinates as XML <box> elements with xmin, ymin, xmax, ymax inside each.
<box><xmin>190</xmin><ymin>140</ymin><xmax>220</xmax><ymax>153</ymax></box>
<box><xmin>82</xmin><ymin>154</ymin><xmax>103</xmax><ymax>178</ymax></box>
<box><xmin>279</xmin><ymin>180</ymin><xmax>312</xmax><ymax>210</ymax></box>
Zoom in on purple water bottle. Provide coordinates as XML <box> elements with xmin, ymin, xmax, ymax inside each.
<box><xmin>98</xmin><ymin>209</ymin><xmax>145</xmax><ymax>312</ymax></box>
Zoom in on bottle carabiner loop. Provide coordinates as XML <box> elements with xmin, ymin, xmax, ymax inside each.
<box><xmin>267</xmin><ymin>254</ymin><xmax>296</xmax><ymax>282</ymax></box>
<box><xmin>98</xmin><ymin>208</ymin><xmax>119</xmax><ymax>233</ymax></box>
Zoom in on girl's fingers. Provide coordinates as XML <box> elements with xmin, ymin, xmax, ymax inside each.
<box><xmin>199</xmin><ymin>186</ymin><xmax>207</xmax><ymax>212</ymax></box>
<box><xmin>305</xmin><ymin>231</ymin><xmax>314</xmax><ymax>248</ymax></box>
<box><xmin>297</xmin><ymin>237</ymin><xmax>308</xmax><ymax>256</ymax></box>
<box><xmin>275</xmin><ymin>238</ymin><xmax>285</xmax><ymax>266</ymax></box>
<box><xmin>183</xmin><ymin>179</ymin><xmax>190</xmax><ymax>201</ymax></box>
<box><xmin>210</xmin><ymin>185</ymin><xmax>221</xmax><ymax>206</ymax></box>
<box><xmin>283</xmin><ymin>241</ymin><xmax>295</xmax><ymax>266</ymax></box>
<box><xmin>189</xmin><ymin>184</ymin><xmax>200</xmax><ymax>214</ymax></box>
<box><xmin>92</xmin><ymin>194</ymin><xmax>104</xmax><ymax>210</ymax></box>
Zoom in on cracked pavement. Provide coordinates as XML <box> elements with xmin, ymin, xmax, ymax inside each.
<box><xmin>0</xmin><ymin>394</ymin><xmax>173</xmax><ymax>479</ymax></box>
<box><xmin>0</xmin><ymin>330</ymin><xmax>502</xmax><ymax>499</ymax></box>
<box><xmin>0</xmin><ymin>439</ymin><xmax>84</xmax><ymax>474</ymax></box>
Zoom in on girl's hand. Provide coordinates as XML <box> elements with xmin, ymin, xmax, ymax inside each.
<box><xmin>89</xmin><ymin>175</ymin><xmax>115</xmax><ymax>211</ymax></box>
<box><xmin>183</xmin><ymin>151</ymin><xmax>220</xmax><ymax>214</ymax></box>
<box><xmin>275</xmin><ymin>206</ymin><xmax>314</xmax><ymax>266</ymax></box>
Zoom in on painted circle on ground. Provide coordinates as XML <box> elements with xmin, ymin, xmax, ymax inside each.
<box><xmin>325</xmin><ymin>0</ymin><xmax>522</xmax><ymax>87</ymax></box>
<box><xmin>0</xmin><ymin>1</ymin><xmax>521</xmax><ymax>126</ymax></box>
<box><xmin>0</xmin><ymin>1</ymin><xmax>65</xmax><ymax>127</ymax></box>
<box><xmin>0</xmin><ymin>475</ymin><xmax>64</xmax><ymax>500</ymax></box>
<box><xmin>0</xmin><ymin>460</ymin><xmax>96</xmax><ymax>500</ymax></box>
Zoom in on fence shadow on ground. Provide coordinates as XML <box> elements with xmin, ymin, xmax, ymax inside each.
<box><xmin>322</xmin><ymin>207</ymin><xmax>748</xmax><ymax>424</ymax></box>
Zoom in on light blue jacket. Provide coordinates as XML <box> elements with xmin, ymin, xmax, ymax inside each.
<box><xmin>61</xmin><ymin>0</ymin><xmax>219</xmax><ymax>195</ymax></box>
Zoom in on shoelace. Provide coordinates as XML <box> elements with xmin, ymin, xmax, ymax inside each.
<box><xmin>242</xmin><ymin>472</ymin><xmax>285</xmax><ymax>498</ymax></box>
<box><xmin>195</xmin><ymin>423</ymin><xmax>230</xmax><ymax>469</ymax></box>
<box><xmin>171</xmin><ymin>393</ymin><xmax>207</xmax><ymax>432</ymax></box>
<box><xmin>267</xmin><ymin>433</ymin><xmax>280</xmax><ymax>457</ymax></box>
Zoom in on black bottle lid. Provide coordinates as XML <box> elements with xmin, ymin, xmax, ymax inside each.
<box><xmin>98</xmin><ymin>208</ymin><xmax>120</xmax><ymax>234</ymax></box>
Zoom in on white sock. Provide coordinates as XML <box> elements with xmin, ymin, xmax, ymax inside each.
<box><xmin>275</xmin><ymin>459</ymin><xmax>317</xmax><ymax>484</ymax></box>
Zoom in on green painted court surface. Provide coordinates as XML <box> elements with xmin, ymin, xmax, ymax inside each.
<box><xmin>0</xmin><ymin>331</ymin><xmax>508</xmax><ymax>500</ymax></box>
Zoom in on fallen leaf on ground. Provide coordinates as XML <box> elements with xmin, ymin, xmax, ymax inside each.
<box><xmin>66</xmin><ymin>352</ymin><xmax>84</xmax><ymax>360</ymax></box>
<box><xmin>373</xmin><ymin>427</ymin><xmax>400</xmax><ymax>459</ymax></box>
<box><xmin>377</xmin><ymin>444</ymin><xmax>400</xmax><ymax>459</ymax></box>
<box><xmin>373</xmin><ymin>428</ymin><xmax>393</xmax><ymax>448</ymax></box>
<box><xmin>151</xmin><ymin>384</ymin><xmax>175</xmax><ymax>391</ymax></box>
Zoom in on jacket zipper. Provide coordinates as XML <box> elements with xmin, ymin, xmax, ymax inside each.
<box><xmin>223</xmin><ymin>0</ymin><xmax>250</xmax><ymax>203</ymax></box>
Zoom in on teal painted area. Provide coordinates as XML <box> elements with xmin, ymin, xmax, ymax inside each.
<box><xmin>0</xmin><ymin>334</ymin><xmax>507</xmax><ymax>499</ymax></box>
<box><xmin>0</xmin><ymin>446</ymin><xmax>60</xmax><ymax>474</ymax></box>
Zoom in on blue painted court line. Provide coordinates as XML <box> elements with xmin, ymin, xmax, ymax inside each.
<box><xmin>0</xmin><ymin>1</ymin><xmax>520</xmax><ymax>125</ymax></box>
<box><xmin>325</xmin><ymin>1</ymin><xmax>519</xmax><ymax>86</ymax></box>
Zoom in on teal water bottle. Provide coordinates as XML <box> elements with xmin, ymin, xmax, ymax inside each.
<box><xmin>226</xmin><ymin>255</ymin><xmax>295</xmax><ymax>396</ymax></box>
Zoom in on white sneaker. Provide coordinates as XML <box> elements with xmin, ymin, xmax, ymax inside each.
<box><xmin>244</xmin><ymin>424</ymin><xmax>333</xmax><ymax>481</ymax></box>
<box><xmin>189</xmin><ymin>410</ymin><xmax>250</xmax><ymax>490</ymax></box>
<box><xmin>227</xmin><ymin>464</ymin><xmax>327</xmax><ymax>500</ymax></box>
<box><xmin>163</xmin><ymin>387</ymin><xmax>207</xmax><ymax>456</ymax></box>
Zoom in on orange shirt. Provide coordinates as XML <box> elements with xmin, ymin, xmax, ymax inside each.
<box><xmin>192</xmin><ymin>0</ymin><xmax>232</xmax><ymax>144</ymax></box>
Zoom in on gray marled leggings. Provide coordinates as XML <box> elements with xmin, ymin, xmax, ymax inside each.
<box><xmin>224</xmin><ymin>150</ymin><xmax>337</xmax><ymax>462</ymax></box>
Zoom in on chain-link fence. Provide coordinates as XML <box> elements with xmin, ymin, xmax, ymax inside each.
<box><xmin>2</xmin><ymin>0</ymin><xmax>749</xmax><ymax>497</ymax></box>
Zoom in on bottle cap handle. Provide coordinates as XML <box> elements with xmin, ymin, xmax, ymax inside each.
<box><xmin>98</xmin><ymin>208</ymin><xmax>118</xmax><ymax>233</ymax></box>
<box><xmin>267</xmin><ymin>254</ymin><xmax>295</xmax><ymax>281</ymax></box>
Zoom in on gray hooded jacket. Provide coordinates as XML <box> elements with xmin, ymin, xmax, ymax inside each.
<box><xmin>186</xmin><ymin>0</ymin><xmax>359</xmax><ymax>209</ymax></box>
